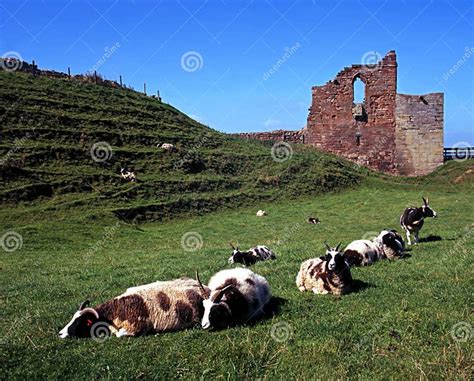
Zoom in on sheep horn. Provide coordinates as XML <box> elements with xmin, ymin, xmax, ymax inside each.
<box><xmin>78</xmin><ymin>300</ymin><xmax>90</xmax><ymax>310</ymax></box>
<box><xmin>195</xmin><ymin>271</ymin><xmax>209</xmax><ymax>298</ymax></box>
<box><xmin>335</xmin><ymin>242</ymin><xmax>342</xmax><ymax>251</ymax></box>
<box><xmin>229</xmin><ymin>242</ymin><xmax>236</xmax><ymax>250</ymax></box>
<box><xmin>81</xmin><ymin>307</ymin><xmax>99</xmax><ymax>319</ymax></box>
<box><xmin>213</xmin><ymin>284</ymin><xmax>234</xmax><ymax>302</ymax></box>
<box><xmin>324</xmin><ymin>242</ymin><xmax>331</xmax><ymax>251</ymax></box>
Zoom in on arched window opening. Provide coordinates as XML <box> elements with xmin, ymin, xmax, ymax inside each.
<box><xmin>353</xmin><ymin>77</ymin><xmax>365</xmax><ymax>104</ymax></box>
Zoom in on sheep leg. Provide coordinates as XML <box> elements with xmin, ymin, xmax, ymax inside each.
<box><xmin>405</xmin><ymin>229</ymin><xmax>412</xmax><ymax>246</ymax></box>
<box><xmin>115</xmin><ymin>328</ymin><xmax>134</xmax><ymax>337</ymax></box>
<box><xmin>414</xmin><ymin>231</ymin><xmax>419</xmax><ymax>244</ymax></box>
<box><xmin>312</xmin><ymin>287</ymin><xmax>328</xmax><ymax>295</ymax></box>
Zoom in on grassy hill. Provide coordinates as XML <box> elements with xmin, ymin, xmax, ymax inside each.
<box><xmin>1</xmin><ymin>69</ymin><xmax>473</xmax><ymax>380</ymax></box>
<box><xmin>0</xmin><ymin>70</ymin><xmax>365</xmax><ymax>222</ymax></box>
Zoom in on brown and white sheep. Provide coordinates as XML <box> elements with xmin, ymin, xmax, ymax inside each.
<box><xmin>59</xmin><ymin>278</ymin><xmax>209</xmax><ymax>338</ymax></box>
<box><xmin>296</xmin><ymin>243</ymin><xmax>353</xmax><ymax>295</ymax></box>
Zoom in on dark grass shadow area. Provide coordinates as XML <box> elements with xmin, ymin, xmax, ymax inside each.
<box><xmin>263</xmin><ymin>296</ymin><xmax>287</xmax><ymax>318</ymax></box>
<box><xmin>352</xmin><ymin>279</ymin><xmax>375</xmax><ymax>293</ymax></box>
<box><xmin>419</xmin><ymin>235</ymin><xmax>443</xmax><ymax>242</ymax></box>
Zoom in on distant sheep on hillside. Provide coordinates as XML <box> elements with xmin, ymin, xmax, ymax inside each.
<box><xmin>256</xmin><ymin>210</ymin><xmax>267</xmax><ymax>217</ymax></box>
<box><xmin>159</xmin><ymin>143</ymin><xmax>176</xmax><ymax>152</ymax></box>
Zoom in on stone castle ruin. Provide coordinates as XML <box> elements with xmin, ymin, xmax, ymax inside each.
<box><xmin>2</xmin><ymin>53</ymin><xmax>444</xmax><ymax>176</ymax></box>
<box><xmin>236</xmin><ymin>51</ymin><xmax>444</xmax><ymax>176</ymax></box>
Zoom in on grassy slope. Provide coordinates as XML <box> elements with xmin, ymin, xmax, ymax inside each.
<box><xmin>1</xmin><ymin>71</ymin><xmax>473</xmax><ymax>379</ymax></box>
<box><xmin>0</xmin><ymin>70</ymin><xmax>364</xmax><ymax>222</ymax></box>
<box><xmin>1</xmin><ymin>161</ymin><xmax>473</xmax><ymax>380</ymax></box>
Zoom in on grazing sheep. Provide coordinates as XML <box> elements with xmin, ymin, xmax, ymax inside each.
<box><xmin>296</xmin><ymin>243</ymin><xmax>353</xmax><ymax>295</ymax></box>
<box><xmin>307</xmin><ymin>217</ymin><xmax>321</xmax><ymax>224</ymax></box>
<box><xmin>256</xmin><ymin>210</ymin><xmax>267</xmax><ymax>217</ymax></box>
<box><xmin>199</xmin><ymin>268</ymin><xmax>271</xmax><ymax>330</ymax></box>
<box><xmin>58</xmin><ymin>278</ymin><xmax>209</xmax><ymax>338</ymax></box>
<box><xmin>159</xmin><ymin>143</ymin><xmax>176</xmax><ymax>152</ymax></box>
<box><xmin>400</xmin><ymin>197</ymin><xmax>437</xmax><ymax>245</ymax></box>
<box><xmin>228</xmin><ymin>243</ymin><xmax>276</xmax><ymax>266</ymax></box>
<box><xmin>343</xmin><ymin>230</ymin><xmax>405</xmax><ymax>267</ymax></box>
<box><xmin>120</xmin><ymin>167</ymin><xmax>136</xmax><ymax>182</ymax></box>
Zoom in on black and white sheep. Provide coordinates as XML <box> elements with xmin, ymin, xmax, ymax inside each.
<box><xmin>228</xmin><ymin>243</ymin><xmax>276</xmax><ymax>266</ymax></box>
<box><xmin>198</xmin><ymin>268</ymin><xmax>271</xmax><ymax>330</ymax></box>
<box><xmin>120</xmin><ymin>167</ymin><xmax>136</xmax><ymax>182</ymax></box>
<box><xmin>296</xmin><ymin>243</ymin><xmax>353</xmax><ymax>295</ymax></box>
<box><xmin>58</xmin><ymin>278</ymin><xmax>209</xmax><ymax>338</ymax></box>
<box><xmin>343</xmin><ymin>230</ymin><xmax>405</xmax><ymax>267</ymax></box>
<box><xmin>400</xmin><ymin>197</ymin><xmax>437</xmax><ymax>245</ymax></box>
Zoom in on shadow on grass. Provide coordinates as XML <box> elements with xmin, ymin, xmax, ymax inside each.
<box><xmin>419</xmin><ymin>235</ymin><xmax>443</xmax><ymax>243</ymax></box>
<box><xmin>352</xmin><ymin>279</ymin><xmax>375</xmax><ymax>293</ymax></box>
<box><xmin>263</xmin><ymin>296</ymin><xmax>287</xmax><ymax>318</ymax></box>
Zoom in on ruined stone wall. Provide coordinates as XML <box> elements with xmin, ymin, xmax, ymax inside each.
<box><xmin>395</xmin><ymin>93</ymin><xmax>444</xmax><ymax>176</ymax></box>
<box><xmin>305</xmin><ymin>51</ymin><xmax>398</xmax><ymax>174</ymax></box>
<box><xmin>232</xmin><ymin>129</ymin><xmax>304</xmax><ymax>143</ymax></box>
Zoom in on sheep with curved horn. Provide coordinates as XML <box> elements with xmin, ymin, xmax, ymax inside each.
<box><xmin>59</xmin><ymin>278</ymin><xmax>210</xmax><ymax>338</ymax></box>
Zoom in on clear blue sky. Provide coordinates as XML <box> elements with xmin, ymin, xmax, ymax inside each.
<box><xmin>1</xmin><ymin>0</ymin><xmax>473</xmax><ymax>146</ymax></box>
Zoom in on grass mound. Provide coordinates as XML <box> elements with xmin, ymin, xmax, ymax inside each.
<box><xmin>1</xmin><ymin>70</ymin><xmax>364</xmax><ymax>220</ymax></box>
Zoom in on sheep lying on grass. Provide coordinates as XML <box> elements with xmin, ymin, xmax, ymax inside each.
<box><xmin>344</xmin><ymin>230</ymin><xmax>405</xmax><ymax>267</ymax></box>
<box><xmin>199</xmin><ymin>268</ymin><xmax>272</xmax><ymax>330</ymax></box>
<box><xmin>228</xmin><ymin>243</ymin><xmax>276</xmax><ymax>266</ymax></box>
<box><xmin>296</xmin><ymin>243</ymin><xmax>353</xmax><ymax>295</ymax></box>
<box><xmin>59</xmin><ymin>278</ymin><xmax>209</xmax><ymax>338</ymax></box>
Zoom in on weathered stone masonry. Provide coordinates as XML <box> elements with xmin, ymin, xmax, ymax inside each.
<box><xmin>236</xmin><ymin>51</ymin><xmax>444</xmax><ymax>176</ymax></box>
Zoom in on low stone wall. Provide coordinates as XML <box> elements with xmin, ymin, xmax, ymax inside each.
<box><xmin>232</xmin><ymin>129</ymin><xmax>304</xmax><ymax>143</ymax></box>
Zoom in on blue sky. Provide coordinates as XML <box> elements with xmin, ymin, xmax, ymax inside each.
<box><xmin>1</xmin><ymin>0</ymin><xmax>473</xmax><ymax>146</ymax></box>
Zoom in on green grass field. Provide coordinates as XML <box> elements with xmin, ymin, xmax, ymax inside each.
<box><xmin>1</xmin><ymin>70</ymin><xmax>473</xmax><ymax>380</ymax></box>
<box><xmin>1</xmin><ymin>162</ymin><xmax>473</xmax><ymax>380</ymax></box>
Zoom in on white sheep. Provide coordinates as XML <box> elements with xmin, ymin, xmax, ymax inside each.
<box><xmin>343</xmin><ymin>230</ymin><xmax>405</xmax><ymax>267</ymax></box>
<box><xmin>199</xmin><ymin>268</ymin><xmax>271</xmax><ymax>330</ymax></box>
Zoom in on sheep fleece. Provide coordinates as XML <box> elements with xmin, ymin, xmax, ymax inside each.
<box><xmin>95</xmin><ymin>278</ymin><xmax>209</xmax><ymax>335</ymax></box>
